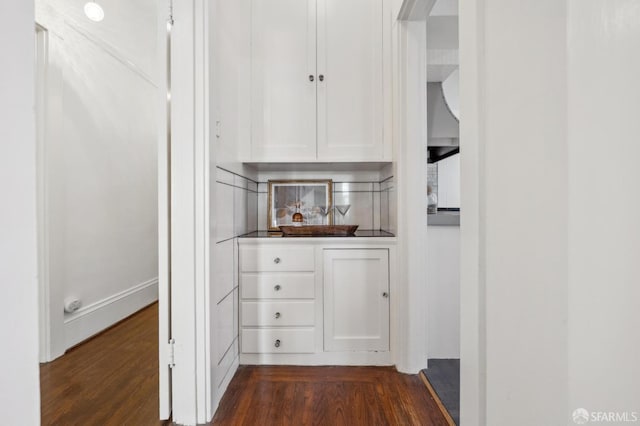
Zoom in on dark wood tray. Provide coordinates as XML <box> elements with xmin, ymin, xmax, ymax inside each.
<box><xmin>279</xmin><ymin>225</ymin><xmax>359</xmax><ymax>237</ymax></box>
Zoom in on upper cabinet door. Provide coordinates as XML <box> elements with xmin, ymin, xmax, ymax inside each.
<box><xmin>251</xmin><ymin>0</ymin><xmax>317</xmax><ymax>162</ymax></box>
<box><xmin>316</xmin><ymin>0</ymin><xmax>386</xmax><ymax>161</ymax></box>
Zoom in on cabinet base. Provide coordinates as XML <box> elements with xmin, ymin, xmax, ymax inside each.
<box><xmin>239</xmin><ymin>351</ymin><xmax>393</xmax><ymax>366</ymax></box>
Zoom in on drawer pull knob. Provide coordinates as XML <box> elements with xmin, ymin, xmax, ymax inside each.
<box><xmin>273</xmin><ymin>257</ymin><xmax>281</xmax><ymax>264</ymax></box>
<box><xmin>275</xmin><ymin>312</ymin><xmax>281</xmax><ymax>319</ymax></box>
<box><xmin>274</xmin><ymin>339</ymin><xmax>281</xmax><ymax>348</ymax></box>
<box><xmin>274</xmin><ymin>285</ymin><xmax>281</xmax><ymax>291</ymax></box>
<box><xmin>382</xmin><ymin>292</ymin><xmax>389</xmax><ymax>298</ymax></box>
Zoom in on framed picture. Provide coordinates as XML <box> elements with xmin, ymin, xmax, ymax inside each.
<box><xmin>267</xmin><ymin>180</ymin><xmax>333</xmax><ymax>231</ymax></box>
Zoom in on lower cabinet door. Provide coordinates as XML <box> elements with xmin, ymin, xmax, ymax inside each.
<box><xmin>242</xmin><ymin>328</ymin><xmax>315</xmax><ymax>354</ymax></box>
<box><xmin>323</xmin><ymin>249</ymin><xmax>390</xmax><ymax>351</ymax></box>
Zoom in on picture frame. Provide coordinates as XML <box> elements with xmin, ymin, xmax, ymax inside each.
<box><xmin>267</xmin><ymin>180</ymin><xmax>333</xmax><ymax>231</ymax></box>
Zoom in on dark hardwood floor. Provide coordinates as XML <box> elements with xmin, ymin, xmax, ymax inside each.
<box><xmin>40</xmin><ymin>303</ymin><xmax>167</xmax><ymax>426</ymax></box>
<box><xmin>211</xmin><ymin>365</ymin><xmax>449</xmax><ymax>425</ymax></box>
<box><xmin>41</xmin><ymin>303</ymin><xmax>446</xmax><ymax>425</ymax></box>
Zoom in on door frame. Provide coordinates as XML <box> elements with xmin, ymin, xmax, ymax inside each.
<box><xmin>393</xmin><ymin>5</ymin><xmax>429</xmax><ymax>374</ymax></box>
<box><xmin>35</xmin><ymin>23</ymin><xmax>66</xmax><ymax>363</ymax></box>
<box><xmin>167</xmin><ymin>0</ymin><xmax>214</xmax><ymax>423</ymax></box>
<box><xmin>395</xmin><ymin>0</ymin><xmax>485</xmax><ymax>423</ymax></box>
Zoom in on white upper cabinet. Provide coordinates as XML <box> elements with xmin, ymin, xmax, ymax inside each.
<box><xmin>250</xmin><ymin>0</ymin><xmax>391</xmax><ymax>162</ymax></box>
<box><xmin>251</xmin><ymin>0</ymin><xmax>318</xmax><ymax>161</ymax></box>
<box><xmin>316</xmin><ymin>0</ymin><xmax>385</xmax><ymax>161</ymax></box>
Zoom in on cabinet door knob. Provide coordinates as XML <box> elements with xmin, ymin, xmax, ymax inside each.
<box><xmin>273</xmin><ymin>257</ymin><xmax>281</xmax><ymax>264</ymax></box>
<box><xmin>319</xmin><ymin>74</ymin><xmax>324</xmax><ymax>82</ymax></box>
<box><xmin>274</xmin><ymin>284</ymin><xmax>281</xmax><ymax>291</ymax></box>
<box><xmin>308</xmin><ymin>75</ymin><xmax>314</xmax><ymax>82</ymax></box>
<box><xmin>275</xmin><ymin>312</ymin><xmax>281</xmax><ymax>319</ymax></box>
<box><xmin>274</xmin><ymin>339</ymin><xmax>281</xmax><ymax>348</ymax></box>
<box><xmin>382</xmin><ymin>292</ymin><xmax>389</xmax><ymax>298</ymax></box>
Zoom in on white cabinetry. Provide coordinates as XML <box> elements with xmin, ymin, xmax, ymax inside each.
<box><xmin>238</xmin><ymin>239</ymin><xmax>394</xmax><ymax>365</ymax></box>
<box><xmin>239</xmin><ymin>244</ymin><xmax>316</xmax><ymax>354</ymax></box>
<box><xmin>251</xmin><ymin>0</ymin><xmax>317</xmax><ymax>161</ymax></box>
<box><xmin>250</xmin><ymin>0</ymin><xmax>390</xmax><ymax>162</ymax></box>
<box><xmin>323</xmin><ymin>249</ymin><xmax>390</xmax><ymax>351</ymax></box>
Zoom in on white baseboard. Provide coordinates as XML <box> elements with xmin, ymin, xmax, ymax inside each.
<box><xmin>64</xmin><ymin>278</ymin><xmax>158</xmax><ymax>349</ymax></box>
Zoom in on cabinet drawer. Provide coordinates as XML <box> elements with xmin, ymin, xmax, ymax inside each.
<box><xmin>241</xmin><ymin>328</ymin><xmax>315</xmax><ymax>354</ymax></box>
<box><xmin>241</xmin><ymin>301</ymin><xmax>315</xmax><ymax>327</ymax></box>
<box><xmin>241</xmin><ymin>273</ymin><xmax>315</xmax><ymax>299</ymax></box>
<box><xmin>240</xmin><ymin>246</ymin><xmax>314</xmax><ymax>272</ymax></box>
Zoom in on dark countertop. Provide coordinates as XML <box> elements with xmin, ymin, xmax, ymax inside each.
<box><xmin>239</xmin><ymin>230</ymin><xmax>396</xmax><ymax>238</ymax></box>
<box><xmin>428</xmin><ymin>210</ymin><xmax>460</xmax><ymax>226</ymax></box>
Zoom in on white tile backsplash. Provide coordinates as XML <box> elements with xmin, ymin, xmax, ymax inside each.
<box><xmin>255</xmin><ymin>178</ymin><xmax>395</xmax><ymax>231</ymax></box>
<box><xmin>247</xmin><ymin>192</ymin><xmax>258</xmax><ymax>233</ymax></box>
<box><xmin>215</xmin><ymin>293</ymin><xmax>234</xmax><ymax>363</ymax></box>
<box><xmin>216</xmin><ymin>168</ymin><xmax>235</xmax><ymax>185</ymax></box>
<box><xmin>381</xmin><ymin>189</ymin><xmax>390</xmax><ymax>231</ymax></box>
<box><xmin>213</xmin><ymin>239</ymin><xmax>234</xmax><ymax>303</ymax></box>
<box><xmin>373</xmin><ymin>191</ymin><xmax>381</xmax><ymax>230</ymax></box>
<box><xmin>333</xmin><ymin>191</ymin><xmax>374</xmax><ymax>229</ymax></box>
<box><xmin>234</xmin><ymin>186</ymin><xmax>248</xmax><ymax>236</ymax></box>
<box><xmin>257</xmin><ymin>192</ymin><xmax>268</xmax><ymax>231</ymax></box>
<box><xmin>333</xmin><ymin>182</ymin><xmax>373</xmax><ymax>192</ymax></box>
<box><xmin>216</xmin><ymin>182</ymin><xmax>234</xmax><ymax>241</ymax></box>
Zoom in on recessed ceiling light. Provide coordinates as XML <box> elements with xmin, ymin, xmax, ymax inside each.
<box><xmin>84</xmin><ymin>2</ymin><xmax>105</xmax><ymax>22</ymax></box>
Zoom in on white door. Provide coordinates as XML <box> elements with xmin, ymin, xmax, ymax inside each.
<box><xmin>316</xmin><ymin>0</ymin><xmax>385</xmax><ymax>161</ymax></box>
<box><xmin>323</xmin><ymin>249</ymin><xmax>390</xmax><ymax>351</ymax></box>
<box><xmin>251</xmin><ymin>0</ymin><xmax>317</xmax><ymax>161</ymax></box>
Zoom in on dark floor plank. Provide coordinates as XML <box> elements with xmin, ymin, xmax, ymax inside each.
<box><xmin>40</xmin><ymin>303</ymin><xmax>167</xmax><ymax>426</ymax></box>
<box><xmin>41</xmin><ymin>306</ymin><xmax>450</xmax><ymax>426</ymax></box>
<box><xmin>211</xmin><ymin>365</ymin><xmax>449</xmax><ymax>426</ymax></box>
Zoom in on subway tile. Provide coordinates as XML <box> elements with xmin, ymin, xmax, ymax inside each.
<box><xmin>257</xmin><ymin>192</ymin><xmax>268</xmax><ymax>231</ymax></box>
<box><xmin>234</xmin><ymin>186</ymin><xmax>248</xmax><ymax>236</ymax></box>
<box><xmin>380</xmin><ymin>190</ymin><xmax>390</xmax><ymax>231</ymax></box>
<box><xmin>234</xmin><ymin>174</ymin><xmax>249</xmax><ymax>190</ymax></box>
<box><xmin>389</xmin><ymin>187</ymin><xmax>397</xmax><ymax>234</ymax></box>
<box><xmin>213</xmin><ymin>239</ymin><xmax>234</xmax><ymax>303</ymax></box>
<box><xmin>217</xmin><ymin>339</ymin><xmax>238</xmax><ymax>387</ymax></box>
<box><xmin>381</xmin><ymin>177</ymin><xmax>394</xmax><ymax>191</ymax></box>
<box><xmin>373</xmin><ymin>191</ymin><xmax>381</xmax><ymax>230</ymax></box>
<box><xmin>216</xmin><ymin>167</ymin><xmax>234</xmax><ymax>185</ymax></box>
<box><xmin>216</xmin><ymin>182</ymin><xmax>234</xmax><ymax>241</ymax></box>
<box><xmin>247</xmin><ymin>192</ymin><xmax>258</xmax><ymax>233</ymax></box>
<box><xmin>215</xmin><ymin>292</ymin><xmax>234</xmax><ymax>363</ymax></box>
<box><xmin>332</xmin><ymin>191</ymin><xmax>374</xmax><ymax>229</ymax></box>
<box><xmin>333</xmin><ymin>182</ymin><xmax>373</xmax><ymax>192</ymax></box>
<box><xmin>233</xmin><ymin>288</ymin><xmax>239</xmax><ymax>338</ymax></box>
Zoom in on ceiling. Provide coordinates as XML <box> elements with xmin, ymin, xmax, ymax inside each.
<box><xmin>427</xmin><ymin>0</ymin><xmax>459</xmax><ymax>82</ymax></box>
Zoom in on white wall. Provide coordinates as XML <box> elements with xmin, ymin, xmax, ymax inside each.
<box><xmin>460</xmin><ymin>0</ymin><xmax>569</xmax><ymax>424</ymax></box>
<box><xmin>567</xmin><ymin>0</ymin><xmax>640</xmax><ymax>414</ymax></box>
<box><xmin>36</xmin><ymin>0</ymin><xmax>158</xmax><ymax>351</ymax></box>
<box><xmin>427</xmin><ymin>226</ymin><xmax>460</xmax><ymax>359</ymax></box>
<box><xmin>0</xmin><ymin>0</ymin><xmax>41</xmax><ymax>423</ymax></box>
<box><xmin>462</xmin><ymin>0</ymin><xmax>640</xmax><ymax>424</ymax></box>
<box><xmin>436</xmin><ymin>153</ymin><xmax>460</xmax><ymax>208</ymax></box>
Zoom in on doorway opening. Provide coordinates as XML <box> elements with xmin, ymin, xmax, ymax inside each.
<box><xmin>34</xmin><ymin>0</ymin><xmax>171</xmax><ymax>422</ymax></box>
